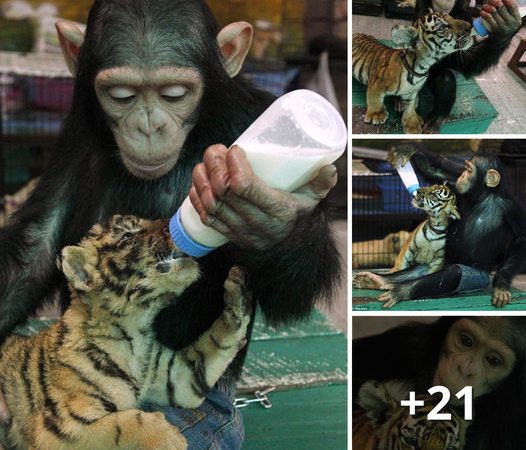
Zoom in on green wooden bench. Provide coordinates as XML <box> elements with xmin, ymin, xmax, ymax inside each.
<box><xmin>352</xmin><ymin>73</ymin><xmax>498</xmax><ymax>134</ymax></box>
<box><xmin>238</xmin><ymin>309</ymin><xmax>347</xmax><ymax>449</ymax></box>
<box><xmin>352</xmin><ymin>271</ymin><xmax>526</xmax><ymax>311</ymax></box>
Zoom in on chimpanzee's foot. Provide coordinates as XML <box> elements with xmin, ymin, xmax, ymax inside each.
<box><xmin>353</xmin><ymin>272</ymin><xmax>390</xmax><ymax>290</ymax></box>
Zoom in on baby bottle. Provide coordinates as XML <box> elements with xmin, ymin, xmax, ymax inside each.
<box><xmin>473</xmin><ymin>0</ymin><xmax>526</xmax><ymax>37</ymax></box>
<box><xmin>396</xmin><ymin>161</ymin><xmax>420</xmax><ymax>196</ymax></box>
<box><xmin>169</xmin><ymin>89</ymin><xmax>348</xmax><ymax>257</ymax></box>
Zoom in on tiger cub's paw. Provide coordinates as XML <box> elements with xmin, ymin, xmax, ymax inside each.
<box><xmin>222</xmin><ymin>266</ymin><xmax>252</xmax><ymax>339</ymax></box>
<box><xmin>402</xmin><ymin>113</ymin><xmax>423</xmax><ymax>134</ymax></box>
<box><xmin>365</xmin><ymin>108</ymin><xmax>388</xmax><ymax>125</ymax></box>
<box><xmin>120</xmin><ymin>411</ymin><xmax>187</xmax><ymax>450</ymax></box>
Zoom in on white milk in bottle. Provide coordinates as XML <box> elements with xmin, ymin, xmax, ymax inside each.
<box><xmin>170</xmin><ymin>89</ymin><xmax>347</xmax><ymax>257</ymax></box>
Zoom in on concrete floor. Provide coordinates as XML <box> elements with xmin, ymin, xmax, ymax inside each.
<box><xmin>352</xmin><ymin>14</ymin><xmax>526</xmax><ymax>133</ymax></box>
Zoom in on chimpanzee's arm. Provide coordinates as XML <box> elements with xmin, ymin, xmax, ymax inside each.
<box><xmin>0</xmin><ymin>172</ymin><xmax>73</xmax><ymax>340</ymax></box>
<box><xmin>492</xmin><ymin>199</ymin><xmax>526</xmax><ymax>292</ymax></box>
<box><xmin>228</xmin><ymin>201</ymin><xmax>341</xmax><ymax>326</ymax></box>
<box><xmin>446</xmin><ymin>33</ymin><xmax>516</xmax><ymax>78</ymax></box>
<box><xmin>389</xmin><ymin>143</ymin><xmax>465</xmax><ymax>184</ymax></box>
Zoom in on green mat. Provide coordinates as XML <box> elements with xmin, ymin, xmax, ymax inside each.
<box><xmin>238</xmin><ymin>309</ymin><xmax>347</xmax><ymax>449</ymax></box>
<box><xmin>242</xmin><ymin>385</ymin><xmax>347</xmax><ymax>450</ymax></box>
<box><xmin>352</xmin><ymin>55</ymin><xmax>498</xmax><ymax>134</ymax></box>
<box><xmin>352</xmin><ymin>271</ymin><xmax>526</xmax><ymax>311</ymax></box>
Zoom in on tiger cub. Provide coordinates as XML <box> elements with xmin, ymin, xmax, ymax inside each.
<box><xmin>0</xmin><ymin>215</ymin><xmax>251</xmax><ymax>450</ymax></box>
<box><xmin>353</xmin><ymin>381</ymin><xmax>468</xmax><ymax>450</ymax></box>
<box><xmin>393</xmin><ymin>183</ymin><xmax>460</xmax><ymax>273</ymax></box>
<box><xmin>352</xmin><ymin>11</ymin><xmax>473</xmax><ymax>133</ymax></box>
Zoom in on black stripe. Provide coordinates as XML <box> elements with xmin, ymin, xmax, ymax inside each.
<box><xmin>107</xmin><ymin>258</ymin><xmax>136</xmax><ymax>281</ymax></box>
<box><xmin>211</xmin><ymin>334</ymin><xmax>232</xmax><ymax>351</ymax></box>
<box><xmin>114</xmin><ymin>323</ymin><xmax>134</xmax><ymax>351</ymax></box>
<box><xmin>43</xmin><ymin>415</ymin><xmax>72</xmax><ymax>441</ymax></box>
<box><xmin>21</xmin><ymin>346</ymin><xmax>36</xmax><ymax>410</ymax></box>
<box><xmin>99</xmin><ymin>269</ymin><xmax>125</xmax><ymax>296</ymax></box>
<box><xmin>115</xmin><ymin>424</ymin><xmax>122</xmax><ymax>445</ymax></box>
<box><xmin>38</xmin><ymin>343</ymin><xmax>60</xmax><ymax>419</ymax></box>
<box><xmin>167</xmin><ymin>353</ymin><xmax>177</xmax><ymax>407</ymax></box>
<box><xmin>183</xmin><ymin>350</ymin><xmax>210</xmax><ymax>398</ymax></box>
<box><xmin>153</xmin><ymin>346</ymin><xmax>163</xmax><ymax>374</ymax></box>
<box><xmin>83</xmin><ymin>342</ymin><xmax>139</xmax><ymax>397</ymax></box>
<box><xmin>57</xmin><ymin>361</ymin><xmax>108</xmax><ymax>396</ymax></box>
<box><xmin>88</xmin><ymin>393</ymin><xmax>117</xmax><ymax>413</ymax></box>
<box><xmin>54</xmin><ymin>322</ymin><xmax>70</xmax><ymax>351</ymax></box>
<box><xmin>68</xmin><ymin>409</ymin><xmax>97</xmax><ymax>425</ymax></box>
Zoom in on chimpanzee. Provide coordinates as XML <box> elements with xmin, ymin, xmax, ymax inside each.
<box><xmin>354</xmin><ymin>143</ymin><xmax>526</xmax><ymax>308</ymax></box>
<box><xmin>353</xmin><ymin>316</ymin><xmax>526</xmax><ymax>450</ymax></box>
<box><xmin>412</xmin><ymin>0</ymin><xmax>523</xmax><ymax>132</ymax></box>
<box><xmin>0</xmin><ymin>1</ymin><xmax>342</xmax><ymax>447</ymax></box>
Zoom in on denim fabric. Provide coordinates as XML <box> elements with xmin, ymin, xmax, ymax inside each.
<box><xmin>453</xmin><ymin>264</ymin><xmax>491</xmax><ymax>294</ymax></box>
<box><xmin>141</xmin><ymin>378</ymin><xmax>244</xmax><ymax>450</ymax></box>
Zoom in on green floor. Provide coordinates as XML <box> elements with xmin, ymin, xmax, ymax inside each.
<box><xmin>352</xmin><ymin>271</ymin><xmax>526</xmax><ymax>311</ymax></box>
<box><xmin>352</xmin><ymin>73</ymin><xmax>498</xmax><ymax>134</ymax></box>
<box><xmin>237</xmin><ymin>310</ymin><xmax>348</xmax><ymax>449</ymax></box>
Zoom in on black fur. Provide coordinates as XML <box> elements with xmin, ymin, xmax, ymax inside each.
<box><xmin>353</xmin><ymin>317</ymin><xmax>526</xmax><ymax>450</ymax></box>
<box><xmin>0</xmin><ymin>0</ymin><xmax>341</xmax><ymax>378</ymax></box>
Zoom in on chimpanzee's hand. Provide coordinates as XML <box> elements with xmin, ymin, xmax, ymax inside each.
<box><xmin>492</xmin><ymin>287</ymin><xmax>512</xmax><ymax>307</ymax></box>
<box><xmin>480</xmin><ymin>0</ymin><xmax>522</xmax><ymax>37</ymax></box>
<box><xmin>189</xmin><ymin>144</ymin><xmax>337</xmax><ymax>250</ymax></box>
<box><xmin>387</xmin><ymin>143</ymin><xmax>418</xmax><ymax>169</ymax></box>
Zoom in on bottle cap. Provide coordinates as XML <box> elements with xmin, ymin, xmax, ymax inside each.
<box><xmin>407</xmin><ymin>184</ymin><xmax>420</xmax><ymax>196</ymax></box>
<box><xmin>473</xmin><ymin>17</ymin><xmax>488</xmax><ymax>37</ymax></box>
<box><xmin>169</xmin><ymin>208</ymin><xmax>216</xmax><ymax>257</ymax></box>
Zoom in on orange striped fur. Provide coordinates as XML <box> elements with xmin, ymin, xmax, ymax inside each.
<box><xmin>0</xmin><ymin>215</ymin><xmax>251</xmax><ymax>450</ymax></box>
<box><xmin>352</xmin><ymin>11</ymin><xmax>473</xmax><ymax>133</ymax></box>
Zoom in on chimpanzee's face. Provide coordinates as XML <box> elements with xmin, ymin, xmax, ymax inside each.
<box><xmin>95</xmin><ymin>67</ymin><xmax>204</xmax><ymax>180</ymax></box>
<box><xmin>433</xmin><ymin>318</ymin><xmax>516</xmax><ymax>403</ymax></box>
<box><xmin>455</xmin><ymin>160</ymin><xmax>477</xmax><ymax>194</ymax></box>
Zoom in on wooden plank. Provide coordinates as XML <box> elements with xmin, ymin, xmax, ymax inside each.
<box><xmin>242</xmin><ymin>384</ymin><xmax>347</xmax><ymax>450</ymax></box>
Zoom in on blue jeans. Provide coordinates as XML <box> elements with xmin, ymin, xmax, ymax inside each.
<box><xmin>142</xmin><ymin>377</ymin><xmax>244</xmax><ymax>450</ymax></box>
<box><xmin>453</xmin><ymin>264</ymin><xmax>491</xmax><ymax>294</ymax></box>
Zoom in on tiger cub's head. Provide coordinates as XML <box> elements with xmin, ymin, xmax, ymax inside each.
<box><xmin>357</xmin><ymin>381</ymin><xmax>468</xmax><ymax>450</ymax></box>
<box><xmin>413</xmin><ymin>183</ymin><xmax>460</xmax><ymax>222</ymax></box>
<box><xmin>61</xmin><ymin>215</ymin><xmax>200</xmax><ymax>313</ymax></box>
<box><xmin>392</xmin><ymin>11</ymin><xmax>473</xmax><ymax>54</ymax></box>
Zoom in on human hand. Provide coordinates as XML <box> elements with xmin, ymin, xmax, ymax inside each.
<box><xmin>492</xmin><ymin>287</ymin><xmax>512</xmax><ymax>307</ymax></box>
<box><xmin>189</xmin><ymin>144</ymin><xmax>337</xmax><ymax>250</ymax></box>
<box><xmin>480</xmin><ymin>0</ymin><xmax>522</xmax><ymax>37</ymax></box>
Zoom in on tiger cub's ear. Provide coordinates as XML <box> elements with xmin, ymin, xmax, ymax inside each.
<box><xmin>62</xmin><ymin>246</ymin><xmax>96</xmax><ymax>292</ymax></box>
<box><xmin>358</xmin><ymin>381</ymin><xmax>398</xmax><ymax>426</ymax></box>
<box><xmin>391</xmin><ymin>24</ymin><xmax>418</xmax><ymax>49</ymax></box>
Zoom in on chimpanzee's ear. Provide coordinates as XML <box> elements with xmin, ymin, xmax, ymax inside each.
<box><xmin>391</xmin><ymin>24</ymin><xmax>418</xmax><ymax>49</ymax></box>
<box><xmin>56</xmin><ymin>20</ymin><xmax>84</xmax><ymax>76</ymax></box>
<box><xmin>217</xmin><ymin>22</ymin><xmax>253</xmax><ymax>78</ymax></box>
<box><xmin>485</xmin><ymin>169</ymin><xmax>501</xmax><ymax>188</ymax></box>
